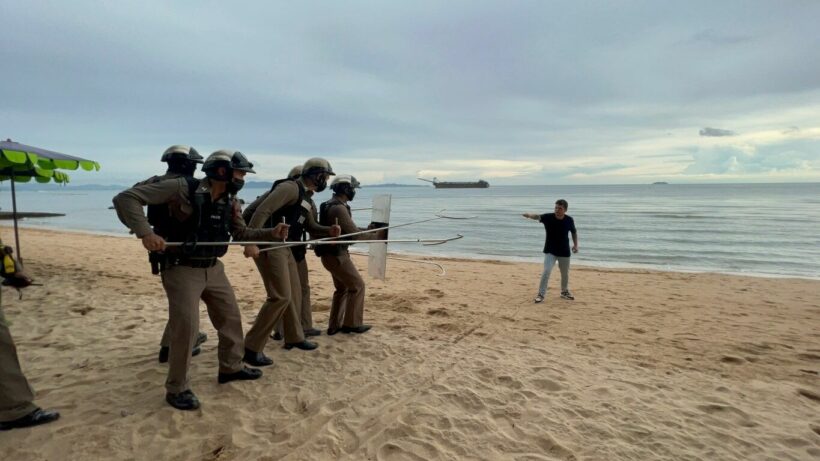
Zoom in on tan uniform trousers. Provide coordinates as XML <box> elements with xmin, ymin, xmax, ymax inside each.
<box><xmin>321</xmin><ymin>252</ymin><xmax>365</xmax><ymax>330</ymax></box>
<box><xmin>159</xmin><ymin>320</ymin><xmax>191</xmax><ymax>348</ymax></box>
<box><xmin>275</xmin><ymin>257</ymin><xmax>313</xmax><ymax>334</ymax></box>
<box><xmin>245</xmin><ymin>248</ymin><xmax>305</xmax><ymax>351</ymax></box>
<box><xmin>161</xmin><ymin>261</ymin><xmax>244</xmax><ymax>394</ymax></box>
<box><xmin>0</xmin><ymin>303</ymin><xmax>38</xmax><ymax>422</ymax></box>
<box><xmin>159</xmin><ymin>319</ymin><xmax>199</xmax><ymax>348</ymax></box>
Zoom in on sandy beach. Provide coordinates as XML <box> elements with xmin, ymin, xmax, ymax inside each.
<box><xmin>0</xmin><ymin>226</ymin><xmax>818</xmax><ymax>460</ymax></box>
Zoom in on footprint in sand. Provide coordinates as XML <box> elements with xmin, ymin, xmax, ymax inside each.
<box><xmin>377</xmin><ymin>438</ymin><xmax>442</xmax><ymax>461</ymax></box>
<box><xmin>796</xmin><ymin>352</ymin><xmax>820</xmax><ymax>361</ymax></box>
<box><xmin>696</xmin><ymin>402</ymin><xmax>757</xmax><ymax>427</ymax></box>
<box><xmin>71</xmin><ymin>306</ymin><xmax>95</xmax><ymax>315</ymax></box>
<box><xmin>495</xmin><ymin>375</ymin><xmax>524</xmax><ymax>390</ymax></box>
<box><xmin>433</xmin><ymin>322</ymin><xmax>459</xmax><ymax>333</ymax></box>
<box><xmin>720</xmin><ymin>355</ymin><xmax>745</xmax><ymax>364</ymax></box>
<box><xmin>392</xmin><ymin>300</ymin><xmax>418</xmax><ymax>313</ymax></box>
<box><xmin>328</xmin><ymin>418</ymin><xmax>361</xmax><ymax>454</ymax></box>
<box><xmin>531</xmin><ymin>378</ymin><xmax>564</xmax><ymax>392</ymax></box>
<box><xmin>424</xmin><ymin>288</ymin><xmax>445</xmax><ymax>298</ymax></box>
<box><xmin>797</xmin><ymin>388</ymin><xmax>820</xmax><ymax>402</ymax></box>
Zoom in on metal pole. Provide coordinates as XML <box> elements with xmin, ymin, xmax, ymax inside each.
<box><xmin>10</xmin><ymin>170</ymin><xmax>22</xmax><ymax>263</ymax></box>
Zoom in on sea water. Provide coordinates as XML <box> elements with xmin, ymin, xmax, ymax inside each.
<box><xmin>2</xmin><ymin>183</ymin><xmax>818</xmax><ymax>279</ymax></box>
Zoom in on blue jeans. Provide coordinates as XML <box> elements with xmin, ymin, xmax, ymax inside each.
<box><xmin>537</xmin><ymin>253</ymin><xmax>570</xmax><ymax>296</ymax></box>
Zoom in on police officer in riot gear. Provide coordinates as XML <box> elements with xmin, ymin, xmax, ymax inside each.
<box><xmin>270</xmin><ymin>165</ymin><xmax>322</xmax><ymax>341</ymax></box>
<box><xmin>113</xmin><ymin>150</ymin><xmax>288</xmax><ymax>411</ymax></box>
<box><xmin>161</xmin><ymin>145</ymin><xmax>204</xmax><ymax>177</ymax></box>
<box><xmin>132</xmin><ymin>145</ymin><xmax>210</xmax><ymax>364</ymax></box>
<box><xmin>241</xmin><ymin>157</ymin><xmax>340</xmax><ymax>365</ymax></box>
<box><xmin>317</xmin><ymin>174</ymin><xmax>380</xmax><ymax>335</ymax></box>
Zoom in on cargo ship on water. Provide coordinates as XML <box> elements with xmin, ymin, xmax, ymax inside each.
<box><xmin>418</xmin><ymin>177</ymin><xmax>490</xmax><ymax>189</ymax></box>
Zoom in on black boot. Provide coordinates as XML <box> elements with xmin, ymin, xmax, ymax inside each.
<box><xmin>165</xmin><ymin>390</ymin><xmax>200</xmax><ymax>411</ymax></box>
<box><xmin>304</xmin><ymin>328</ymin><xmax>322</xmax><ymax>337</ymax></box>
<box><xmin>0</xmin><ymin>408</ymin><xmax>60</xmax><ymax>431</ymax></box>
<box><xmin>340</xmin><ymin>325</ymin><xmax>372</xmax><ymax>334</ymax></box>
<box><xmin>243</xmin><ymin>348</ymin><xmax>274</xmax><ymax>366</ymax></box>
<box><xmin>218</xmin><ymin>366</ymin><xmax>263</xmax><ymax>384</ymax></box>
<box><xmin>270</xmin><ymin>332</ymin><xmax>283</xmax><ymax>341</ymax></box>
<box><xmin>284</xmin><ymin>340</ymin><xmax>318</xmax><ymax>351</ymax></box>
<box><xmin>195</xmin><ymin>331</ymin><xmax>208</xmax><ymax>347</ymax></box>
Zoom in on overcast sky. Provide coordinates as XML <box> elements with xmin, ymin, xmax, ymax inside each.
<box><xmin>1</xmin><ymin>1</ymin><xmax>819</xmax><ymax>185</ymax></box>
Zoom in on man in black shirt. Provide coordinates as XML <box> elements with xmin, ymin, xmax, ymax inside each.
<box><xmin>523</xmin><ymin>199</ymin><xmax>579</xmax><ymax>302</ymax></box>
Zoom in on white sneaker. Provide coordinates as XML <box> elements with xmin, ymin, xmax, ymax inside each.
<box><xmin>560</xmin><ymin>291</ymin><xmax>574</xmax><ymax>300</ymax></box>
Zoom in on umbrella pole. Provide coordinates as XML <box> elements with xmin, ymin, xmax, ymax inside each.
<box><xmin>10</xmin><ymin>170</ymin><xmax>22</xmax><ymax>263</ymax></box>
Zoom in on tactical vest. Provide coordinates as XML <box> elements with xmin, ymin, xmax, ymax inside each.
<box><xmin>243</xmin><ymin>179</ymin><xmax>312</xmax><ymax>261</ymax></box>
<box><xmin>164</xmin><ymin>180</ymin><xmax>232</xmax><ymax>261</ymax></box>
<box><xmin>136</xmin><ymin>173</ymin><xmax>196</xmax><ymax>239</ymax></box>
<box><xmin>315</xmin><ymin>198</ymin><xmax>351</xmax><ymax>257</ymax></box>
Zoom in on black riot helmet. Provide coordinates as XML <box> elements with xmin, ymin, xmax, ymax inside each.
<box><xmin>162</xmin><ymin>145</ymin><xmax>203</xmax><ymax>176</ymax></box>
<box><xmin>330</xmin><ymin>174</ymin><xmax>361</xmax><ymax>200</ymax></box>
<box><xmin>161</xmin><ymin>145</ymin><xmax>203</xmax><ymax>163</ymax></box>
<box><xmin>301</xmin><ymin>157</ymin><xmax>335</xmax><ymax>192</ymax></box>
<box><xmin>287</xmin><ymin>165</ymin><xmax>302</xmax><ymax>180</ymax></box>
<box><xmin>202</xmin><ymin>150</ymin><xmax>234</xmax><ymax>181</ymax></box>
<box><xmin>202</xmin><ymin>149</ymin><xmax>255</xmax><ymax>195</ymax></box>
<box><xmin>231</xmin><ymin>151</ymin><xmax>255</xmax><ymax>173</ymax></box>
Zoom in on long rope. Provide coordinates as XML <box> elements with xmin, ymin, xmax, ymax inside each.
<box><xmin>349</xmin><ymin>250</ymin><xmax>447</xmax><ymax>276</ymax></box>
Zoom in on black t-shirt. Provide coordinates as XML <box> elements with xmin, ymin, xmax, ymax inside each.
<box><xmin>539</xmin><ymin>213</ymin><xmax>576</xmax><ymax>257</ymax></box>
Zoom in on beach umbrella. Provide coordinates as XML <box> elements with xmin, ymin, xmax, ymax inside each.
<box><xmin>0</xmin><ymin>139</ymin><xmax>101</xmax><ymax>261</ymax></box>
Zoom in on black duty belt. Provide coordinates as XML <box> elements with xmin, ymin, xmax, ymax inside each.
<box><xmin>169</xmin><ymin>257</ymin><xmax>218</xmax><ymax>268</ymax></box>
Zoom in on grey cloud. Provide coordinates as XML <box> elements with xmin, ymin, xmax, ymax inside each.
<box><xmin>567</xmin><ymin>163</ymin><xmax>632</xmax><ymax>175</ymax></box>
<box><xmin>683</xmin><ymin>139</ymin><xmax>819</xmax><ymax>175</ymax></box>
<box><xmin>699</xmin><ymin>127</ymin><xmax>737</xmax><ymax>137</ymax></box>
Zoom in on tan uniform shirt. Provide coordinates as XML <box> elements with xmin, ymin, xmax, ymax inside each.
<box><xmin>113</xmin><ymin>177</ymin><xmax>272</xmax><ymax>241</ymax></box>
<box><xmin>247</xmin><ymin>180</ymin><xmax>332</xmax><ymax>237</ymax></box>
<box><xmin>323</xmin><ymin>197</ymin><xmax>372</xmax><ymax>254</ymax></box>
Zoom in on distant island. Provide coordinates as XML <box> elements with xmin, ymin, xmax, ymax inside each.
<box><xmin>652</xmin><ymin>181</ymin><xmax>669</xmax><ymax>185</ymax></box>
<box><xmin>3</xmin><ymin>183</ymin><xmax>127</xmax><ymax>191</ymax></box>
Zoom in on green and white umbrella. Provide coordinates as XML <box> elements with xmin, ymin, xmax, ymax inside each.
<box><xmin>0</xmin><ymin>139</ymin><xmax>101</xmax><ymax>260</ymax></box>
